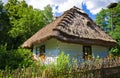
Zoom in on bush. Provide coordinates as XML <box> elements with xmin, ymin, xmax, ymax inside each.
<box><xmin>56</xmin><ymin>52</ymin><xmax>71</xmax><ymax>73</ymax></box>
<box><xmin>110</xmin><ymin>47</ymin><xmax>120</xmax><ymax>56</ymax></box>
<box><xmin>0</xmin><ymin>45</ymin><xmax>34</xmax><ymax>70</ymax></box>
<box><xmin>41</xmin><ymin>52</ymin><xmax>72</xmax><ymax>77</ymax></box>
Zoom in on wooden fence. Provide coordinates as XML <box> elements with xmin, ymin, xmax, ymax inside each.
<box><xmin>0</xmin><ymin>57</ymin><xmax>120</xmax><ymax>78</ymax></box>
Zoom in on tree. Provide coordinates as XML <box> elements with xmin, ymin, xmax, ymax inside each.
<box><xmin>96</xmin><ymin>9</ymin><xmax>111</xmax><ymax>32</ymax></box>
<box><xmin>0</xmin><ymin>1</ymin><xmax>10</xmax><ymax>46</ymax></box>
<box><xmin>96</xmin><ymin>2</ymin><xmax>120</xmax><ymax>33</ymax></box>
<box><xmin>3</xmin><ymin>0</ymin><xmax>53</xmax><ymax>49</ymax></box>
<box><xmin>96</xmin><ymin>2</ymin><xmax>120</xmax><ymax>56</ymax></box>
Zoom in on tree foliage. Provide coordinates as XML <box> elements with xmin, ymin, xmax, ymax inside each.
<box><xmin>96</xmin><ymin>2</ymin><xmax>120</xmax><ymax>33</ymax></box>
<box><xmin>0</xmin><ymin>0</ymin><xmax>53</xmax><ymax>70</ymax></box>
<box><xmin>0</xmin><ymin>45</ymin><xmax>34</xmax><ymax>69</ymax></box>
<box><xmin>96</xmin><ymin>9</ymin><xmax>110</xmax><ymax>32</ymax></box>
<box><xmin>0</xmin><ymin>1</ymin><xmax>10</xmax><ymax>46</ymax></box>
<box><xmin>0</xmin><ymin>0</ymin><xmax>53</xmax><ymax>49</ymax></box>
<box><xmin>96</xmin><ymin>2</ymin><xmax>120</xmax><ymax>55</ymax></box>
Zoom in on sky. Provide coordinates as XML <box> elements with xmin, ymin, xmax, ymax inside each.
<box><xmin>2</xmin><ymin>0</ymin><xmax>118</xmax><ymax>20</ymax></box>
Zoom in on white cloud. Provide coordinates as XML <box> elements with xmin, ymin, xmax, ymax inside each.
<box><xmin>27</xmin><ymin>0</ymin><xmax>52</xmax><ymax>10</ymax></box>
<box><xmin>55</xmin><ymin>0</ymin><xmax>84</xmax><ymax>13</ymax></box>
<box><xmin>27</xmin><ymin>0</ymin><xmax>118</xmax><ymax>15</ymax></box>
<box><xmin>84</xmin><ymin>0</ymin><xmax>118</xmax><ymax>14</ymax></box>
<box><xmin>2</xmin><ymin>0</ymin><xmax>119</xmax><ymax>15</ymax></box>
<box><xmin>2</xmin><ymin>0</ymin><xmax>8</xmax><ymax>4</ymax></box>
<box><xmin>27</xmin><ymin>0</ymin><xmax>84</xmax><ymax>16</ymax></box>
<box><xmin>51</xmin><ymin>0</ymin><xmax>68</xmax><ymax>4</ymax></box>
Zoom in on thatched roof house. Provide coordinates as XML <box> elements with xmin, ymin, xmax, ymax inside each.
<box><xmin>22</xmin><ymin>6</ymin><xmax>116</xmax><ymax>48</ymax></box>
<box><xmin>22</xmin><ymin>6</ymin><xmax>116</xmax><ymax>62</ymax></box>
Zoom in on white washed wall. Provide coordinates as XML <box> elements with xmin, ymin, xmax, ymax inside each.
<box><xmin>45</xmin><ymin>38</ymin><xmax>83</xmax><ymax>59</ymax></box>
<box><xmin>33</xmin><ymin>38</ymin><xmax>110</xmax><ymax>62</ymax></box>
<box><xmin>92</xmin><ymin>45</ymin><xmax>109</xmax><ymax>58</ymax></box>
<box><xmin>45</xmin><ymin>38</ymin><xmax>59</xmax><ymax>57</ymax></box>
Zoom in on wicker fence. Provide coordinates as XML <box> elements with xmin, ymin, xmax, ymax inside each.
<box><xmin>0</xmin><ymin>57</ymin><xmax>120</xmax><ymax>78</ymax></box>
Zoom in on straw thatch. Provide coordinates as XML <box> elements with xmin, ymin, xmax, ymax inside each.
<box><xmin>22</xmin><ymin>6</ymin><xmax>116</xmax><ymax>48</ymax></box>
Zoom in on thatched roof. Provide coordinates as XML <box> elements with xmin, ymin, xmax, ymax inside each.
<box><xmin>22</xmin><ymin>6</ymin><xmax>116</xmax><ymax>48</ymax></box>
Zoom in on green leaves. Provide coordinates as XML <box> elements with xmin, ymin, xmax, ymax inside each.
<box><xmin>48</xmin><ymin>52</ymin><xmax>71</xmax><ymax>75</ymax></box>
<box><xmin>56</xmin><ymin>52</ymin><xmax>70</xmax><ymax>72</ymax></box>
<box><xmin>110</xmin><ymin>47</ymin><xmax>120</xmax><ymax>56</ymax></box>
<box><xmin>96</xmin><ymin>9</ymin><xmax>111</xmax><ymax>32</ymax></box>
<box><xmin>0</xmin><ymin>45</ymin><xmax>34</xmax><ymax>70</ymax></box>
<box><xmin>0</xmin><ymin>0</ymin><xmax>53</xmax><ymax>49</ymax></box>
<box><xmin>96</xmin><ymin>2</ymin><xmax>120</xmax><ymax>33</ymax></box>
<box><xmin>96</xmin><ymin>2</ymin><xmax>120</xmax><ymax>56</ymax></box>
<box><xmin>6</xmin><ymin>1</ymin><xmax>53</xmax><ymax>39</ymax></box>
<box><xmin>0</xmin><ymin>1</ymin><xmax>10</xmax><ymax>46</ymax></box>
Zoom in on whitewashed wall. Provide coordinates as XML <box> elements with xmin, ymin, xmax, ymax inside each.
<box><xmin>33</xmin><ymin>38</ymin><xmax>110</xmax><ymax>62</ymax></box>
<box><xmin>46</xmin><ymin>38</ymin><xmax>83</xmax><ymax>59</ymax></box>
<box><xmin>92</xmin><ymin>45</ymin><xmax>109</xmax><ymax>58</ymax></box>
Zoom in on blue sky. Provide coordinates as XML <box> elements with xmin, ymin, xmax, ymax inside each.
<box><xmin>54</xmin><ymin>4</ymin><xmax>96</xmax><ymax>20</ymax></box>
<box><xmin>82</xmin><ymin>4</ymin><xmax>96</xmax><ymax>20</ymax></box>
<box><xmin>2</xmin><ymin>0</ymin><xmax>118</xmax><ymax>20</ymax></box>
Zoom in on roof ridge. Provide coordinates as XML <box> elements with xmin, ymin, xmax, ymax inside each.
<box><xmin>54</xmin><ymin>6</ymin><xmax>88</xmax><ymax>32</ymax></box>
<box><xmin>72</xmin><ymin>6</ymin><xmax>88</xmax><ymax>16</ymax></box>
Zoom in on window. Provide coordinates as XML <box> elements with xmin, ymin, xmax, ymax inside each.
<box><xmin>35</xmin><ymin>47</ymin><xmax>40</xmax><ymax>55</ymax></box>
<box><xmin>39</xmin><ymin>45</ymin><xmax>45</xmax><ymax>61</ymax></box>
<box><xmin>35</xmin><ymin>45</ymin><xmax>45</xmax><ymax>56</ymax></box>
<box><xmin>40</xmin><ymin>45</ymin><xmax>45</xmax><ymax>56</ymax></box>
<box><xmin>83</xmin><ymin>46</ymin><xmax>92</xmax><ymax>60</ymax></box>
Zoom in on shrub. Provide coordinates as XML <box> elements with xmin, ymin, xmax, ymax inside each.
<box><xmin>42</xmin><ymin>52</ymin><xmax>72</xmax><ymax>77</ymax></box>
<box><xmin>0</xmin><ymin>45</ymin><xmax>34</xmax><ymax>70</ymax></box>
<box><xmin>56</xmin><ymin>52</ymin><xmax>70</xmax><ymax>72</ymax></box>
<box><xmin>110</xmin><ymin>47</ymin><xmax>120</xmax><ymax>57</ymax></box>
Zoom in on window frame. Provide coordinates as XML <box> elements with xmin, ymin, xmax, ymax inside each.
<box><xmin>83</xmin><ymin>46</ymin><xmax>92</xmax><ymax>60</ymax></box>
<box><xmin>39</xmin><ymin>45</ymin><xmax>45</xmax><ymax>56</ymax></box>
